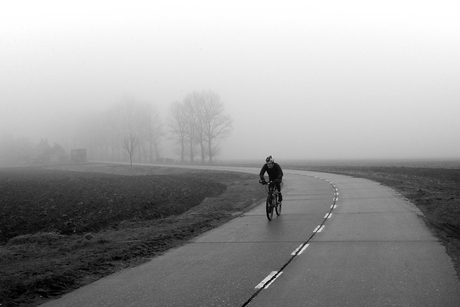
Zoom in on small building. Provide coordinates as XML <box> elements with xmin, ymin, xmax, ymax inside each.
<box><xmin>49</xmin><ymin>143</ymin><xmax>68</xmax><ymax>164</ymax></box>
<box><xmin>31</xmin><ymin>138</ymin><xmax>52</xmax><ymax>164</ymax></box>
<box><xmin>31</xmin><ymin>139</ymin><xmax>69</xmax><ymax>165</ymax></box>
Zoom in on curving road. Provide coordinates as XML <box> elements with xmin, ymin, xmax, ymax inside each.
<box><xmin>41</xmin><ymin>167</ymin><xmax>460</xmax><ymax>306</ymax></box>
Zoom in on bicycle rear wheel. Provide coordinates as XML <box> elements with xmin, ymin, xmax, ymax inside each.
<box><xmin>275</xmin><ymin>195</ymin><xmax>281</xmax><ymax>216</ymax></box>
<box><xmin>266</xmin><ymin>195</ymin><xmax>273</xmax><ymax>221</ymax></box>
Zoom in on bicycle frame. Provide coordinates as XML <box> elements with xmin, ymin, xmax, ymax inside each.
<box><xmin>263</xmin><ymin>180</ymin><xmax>281</xmax><ymax>220</ymax></box>
<box><xmin>264</xmin><ymin>181</ymin><xmax>279</xmax><ymax>199</ymax></box>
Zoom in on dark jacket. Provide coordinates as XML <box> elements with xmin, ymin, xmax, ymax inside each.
<box><xmin>259</xmin><ymin>163</ymin><xmax>283</xmax><ymax>182</ymax></box>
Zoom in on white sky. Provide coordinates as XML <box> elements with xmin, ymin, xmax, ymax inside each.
<box><xmin>1</xmin><ymin>0</ymin><xmax>459</xmax><ymax>160</ymax></box>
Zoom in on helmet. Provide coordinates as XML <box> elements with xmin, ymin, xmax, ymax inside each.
<box><xmin>266</xmin><ymin>155</ymin><xmax>274</xmax><ymax>164</ymax></box>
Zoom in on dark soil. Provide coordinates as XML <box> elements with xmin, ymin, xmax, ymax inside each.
<box><xmin>0</xmin><ymin>164</ymin><xmax>266</xmax><ymax>307</ymax></box>
<box><xmin>0</xmin><ymin>169</ymin><xmax>225</xmax><ymax>242</ymax></box>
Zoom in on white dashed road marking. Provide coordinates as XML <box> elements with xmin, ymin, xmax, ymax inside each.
<box><xmin>291</xmin><ymin>243</ymin><xmax>310</xmax><ymax>256</ymax></box>
<box><xmin>255</xmin><ymin>271</ymin><xmax>282</xmax><ymax>289</ymax></box>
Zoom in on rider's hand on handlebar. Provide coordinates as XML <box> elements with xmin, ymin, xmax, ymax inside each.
<box><xmin>259</xmin><ymin>179</ymin><xmax>267</xmax><ymax>185</ymax></box>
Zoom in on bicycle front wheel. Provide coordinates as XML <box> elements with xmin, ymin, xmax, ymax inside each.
<box><xmin>266</xmin><ymin>195</ymin><xmax>273</xmax><ymax>221</ymax></box>
<box><xmin>275</xmin><ymin>195</ymin><xmax>281</xmax><ymax>216</ymax></box>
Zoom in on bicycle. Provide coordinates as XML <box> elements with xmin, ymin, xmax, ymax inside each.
<box><xmin>260</xmin><ymin>180</ymin><xmax>281</xmax><ymax>221</ymax></box>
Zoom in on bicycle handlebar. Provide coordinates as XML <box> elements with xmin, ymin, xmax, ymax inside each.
<box><xmin>259</xmin><ymin>180</ymin><xmax>279</xmax><ymax>185</ymax></box>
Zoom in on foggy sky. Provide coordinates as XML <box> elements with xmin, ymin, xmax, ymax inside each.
<box><xmin>1</xmin><ymin>1</ymin><xmax>459</xmax><ymax>161</ymax></box>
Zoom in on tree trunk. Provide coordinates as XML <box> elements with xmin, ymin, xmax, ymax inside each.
<box><xmin>200</xmin><ymin>141</ymin><xmax>205</xmax><ymax>163</ymax></box>
<box><xmin>208</xmin><ymin>140</ymin><xmax>213</xmax><ymax>163</ymax></box>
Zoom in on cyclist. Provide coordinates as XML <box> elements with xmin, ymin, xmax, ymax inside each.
<box><xmin>259</xmin><ymin>155</ymin><xmax>283</xmax><ymax>202</ymax></box>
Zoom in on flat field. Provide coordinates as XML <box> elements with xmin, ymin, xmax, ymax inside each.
<box><xmin>1</xmin><ymin>163</ymin><xmax>459</xmax><ymax>306</ymax></box>
<box><xmin>0</xmin><ymin>164</ymin><xmax>266</xmax><ymax>307</ymax></box>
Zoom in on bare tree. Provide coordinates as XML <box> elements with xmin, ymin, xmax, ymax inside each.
<box><xmin>72</xmin><ymin>96</ymin><xmax>163</xmax><ymax>164</ymax></box>
<box><xmin>188</xmin><ymin>92</ymin><xmax>208</xmax><ymax>163</ymax></box>
<box><xmin>200</xmin><ymin>90</ymin><xmax>233</xmax><ymax>163</ymax></box>
<box><xmin>122</xmin><ymin>133</ymin><xmax>140</xmax><ymax>168</ymax></box>
<box><xmin>183</xmin><ymin>94</ymin><xmax>201</xmax><ymax>163</ymax></box>
<box><xmin>143</xmin><ymin>104</ymin><xmax>164</xmax><ymax>163</ymax></box>
<box><xmin>169</xmin><ymin>91</ymin><xmax>233</xmax><ymax>163</ymax></box>
<box><xmin>119</xmin><ymin>97</ymin><xmax>141</xmax><ymax>166</ymax></box>
<box><xmin>168</xmin><ymin>101</ymin><xmax>188</xmax><ymax>162</ymax></box>
<box><xmin>133</xmin><ymin>103</ymin><xmax>150</xmax><ymax>163</ymax></box>
<box><xmin>106</xmin><ymin>106</ymin><xmax>122</xmax><ymax>161</ymax></box>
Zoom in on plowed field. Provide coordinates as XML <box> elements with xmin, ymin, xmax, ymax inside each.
<box><xmin>0</xmin><ymin>164</ymin><xmax>266</xmax><ymax>307</ymax></box>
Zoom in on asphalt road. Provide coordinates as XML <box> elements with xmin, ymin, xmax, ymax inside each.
<box><xmin>40</xmin><ymin>167</ymin><xmax>460</xmax><ymax>306</ymax></box>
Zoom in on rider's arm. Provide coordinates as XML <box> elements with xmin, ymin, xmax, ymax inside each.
<box><xmin>259</xmin><ymin>165</ymin><xmax>267</xmax><ymax>180</ymax></box>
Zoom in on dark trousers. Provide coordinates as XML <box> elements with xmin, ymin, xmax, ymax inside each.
<box><xmin>273</xmin><ymin>181</ymin><xmax>281</xmax><ymax>193</ymax></box>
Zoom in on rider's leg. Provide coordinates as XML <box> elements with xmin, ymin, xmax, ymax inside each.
<box><xmin>276</xmin><ymin>182</ymin><xmax>282</xmax><ymax>201</ymax></box>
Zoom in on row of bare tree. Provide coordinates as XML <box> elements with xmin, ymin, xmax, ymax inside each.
<box><xmin>169</xmin><ymin>90</ymin><xmax>233</xmax><ymax>163</ymax></box>
<box><xmin>76</xmin><ymin>90</ymin><xmax>233</xmax><ymax>166</ymax></box>
<box><xmin>76</xmin><ymin>97</ymin><xmax>163</xmax><ymax>166</ymax></box>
